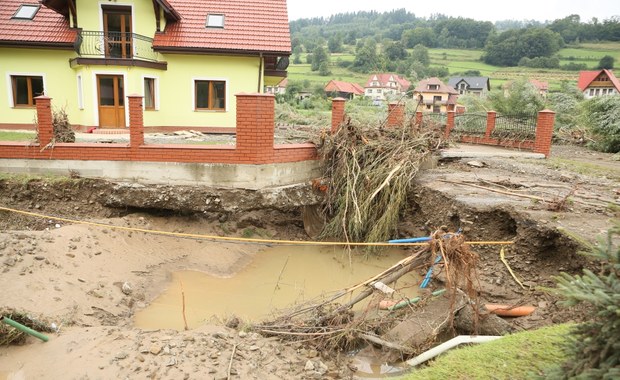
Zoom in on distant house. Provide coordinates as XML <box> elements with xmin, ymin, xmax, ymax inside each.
<box><xmin>364</xmin><ymin>73</ymin><xmax>411</xmax><ymax>101</ymax></box>
<box><xmin>413</xmin><ymin>77</ymin><xmax>458</xmax><ymax>113</ymax></box>
<box><xmin>577</xmin><ymin>69</ymin><xmax>620</xmax><ymax>99</ymax></box>
<box><xmin>447</xmin><ymin>77</ymin><xmax>490</xmax><ymax>97</ymax></box>
<box><xmin>265</xmin><ymin>78</ymin><xmax>288</xmax><ymax>95</ymax></box>
<box><xmin>529</xmin><ymin>79</ymin><xmax>549</xmax><ymax>98</ymax></box>
<box><xmin>324</xmin><ymin>80</ymin><xmax>364</xmax><ymax>100</ymax></box>
<box><xmin>503</xmin><ymin>79</ymin><xmax>549</xmax><ymax>98</ymax></box>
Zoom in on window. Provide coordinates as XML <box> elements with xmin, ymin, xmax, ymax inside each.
<box><xmin>12</xmin><ymin>4</ymin><xmax>40</xmax><ymax>20</ymax></box>
<box><xmin>433</xmin><ymin>95</ymin><xmax>442</xmax><ymax>102</ymax></box>
<box><xmin>428</xmin><ymin>84</ymin><xmax>439</xmax><ymax>90</ymax></box>
<box><xmin>11</xmin><ymin>75</ymin><xmax>44</xmax><ymax>107</ymax></box>
<box><xmin>206</xmin><ymin>14</ymin><xmax>225</xmax><ymax>28</ymax></box>
<box><xmin>195</xmin><ymin>80</ymin><xmax>225</xmax><ymax>110</ymax></box>
<box><xmin>144</xmin><ymin>77</ymin><xmax>155</xmax><ymax>110</ymax></box>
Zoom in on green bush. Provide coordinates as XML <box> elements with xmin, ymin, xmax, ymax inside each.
<box><xmin>581</xmin><ymin>96</ymin><xmax>620</xmax><ymax>153</ymax></box>
<box><xmin>552</xmin><ymin>221</ymin><xmax>620</xmax><ymax>378</ymax></box>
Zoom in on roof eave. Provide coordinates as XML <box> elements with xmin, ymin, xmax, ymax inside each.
<box><xmin>0</xmin><ymin>40</ymin><xmax>75</xmax><ymax>49</ymax></box>
<box><xmin>153</xmin><ymin>45</ymin><xmax>291</xmax><ymax>56</ymax></box>
<box><xmin>154</xmin><ymin>0</ymin><xmax>181</xmax><ymax>21</ymax></box>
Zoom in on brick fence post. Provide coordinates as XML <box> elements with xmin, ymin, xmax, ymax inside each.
<box><xmin>386</xmin><ymin>102</ymin><xmax>405</xmax><ymax>127</ymax></box>
<box><xmin>236</xmin><ymin>93</ymin><xmax>275</xmax><ymax>163</ymax></box>
<box><xmin>331</xmin><ymin>97</ymin><xmax>346</xmax><ymax>134</ymax></box>
<box><xmin>485</xmin><ymin>111</ymin><xmax>497</xmax><ymax>139</ymax></box>
<box><xmin>534</xmin><ymin>109</ymin><xmax>555</xmax><ymax>158</ymax></box>
<box><xmin>445</xmin><ymin>110</ymin><xmax>455</xmax><ymax>139</ymax></box>
<box><xmin>127</xmin><ymin>94</ymin><xmax>144</xmax><ymax>148</ymax></box>
<box><xmin>414</xmin><ymin>111</ymin><xmax>423</xmax><ymax>128</ymax></box>
<box><xmin>35</xmin><ymin>96</ymin><xmax>53</xmax><ymax>147</ymax></box>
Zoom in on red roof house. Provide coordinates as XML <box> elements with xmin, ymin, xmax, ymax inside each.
<box><xmin>324</xmin><ymin>80</ymin><xmax>364</xmax><ymax>99</ymax></box>
<box><xmin>577</xmin><ymin>69</ymin><xmax>620</xmax><ymax>98</ymax></box>
<box><xmin>364</xmin><ymin>73</ymin><xmax>411</xmax><ymax>101</ymax></box>
<box><xmin>0</xmin><ymin>0</ymin><xmax>291</xmax><ymax>130</ymax></box>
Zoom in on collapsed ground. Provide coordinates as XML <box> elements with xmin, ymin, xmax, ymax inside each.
<box><xmin>0</xmin><ymin>144</ymin><xmax>618</xmax><ymax>379</ymax></box>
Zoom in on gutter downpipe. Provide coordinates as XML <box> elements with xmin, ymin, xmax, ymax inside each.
<box><xmin>406</xmin><ymin>335</ymin><xmax>501</xmax><ymax>367</ymax></box>
<box><xmin>258</xmin><ymin>52</ymin><xmax>263</xmax><ymax>93</ymax></box>
<box><xmin>1</xmin><ymin>316</ymin><xmax>49</xmax><ymax>342</ymax></box>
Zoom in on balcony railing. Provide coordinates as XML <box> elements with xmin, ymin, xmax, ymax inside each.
<box><xmin>75</xmin><ymin>31</ymin><xmax>159</xmax><ymax>62</ymax></box>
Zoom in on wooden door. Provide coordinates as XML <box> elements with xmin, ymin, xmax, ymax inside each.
<box><xmin>97</xmin><ymin>75</ymin><xmax>125</xmax><ymax>128</ymax></box>
<box><xmin>103</xmin><ymin>6</ymin><xmax>132</xmax><ymax>59</ymax></box>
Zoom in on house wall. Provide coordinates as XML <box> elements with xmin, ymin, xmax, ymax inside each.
<box><xmin>415</xmin><ymin>91</ymin><xmax>450</xmax><ymax>113</ymax></box>
<box><xmin>0</xmin><ymin>48</ymin><xmax>78</xmax><ymax>125</ymax></box>
<box><xmin>78</xmin><ymin>0</ymin><xmax>159</xmax><ymax>39</ymax></box>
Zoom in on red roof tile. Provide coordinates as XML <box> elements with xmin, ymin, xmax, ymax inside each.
<box><xmin>577</xmin><ymin>69</ymin><xmax>620</xmax><ymax>92</ymax></box>
<box><xmin>153</xmin><ymin>0</ymin><xmax>291</xmax><ymax>54</ymax></box>
<box><xmin>529</xmin><ymin>79</ymin><xmax>549</xmax><ymax>91</ymax></box>
<box><xmin>0</xmin><ymin>0</ymin><xmax>76</xmax><ymax>46</ymax></box>
<box><xmin>324</xmin><ymin>80</ymin><xmax>364</xmax><ymax>95</ymax></box>
<box><xmin>365</xmin><ymin>73</ymin><xmax>411</xmax><ymax>89</ymax></box>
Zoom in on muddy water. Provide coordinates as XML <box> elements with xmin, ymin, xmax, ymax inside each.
<box><xmin>134</xmin><ymin>245</ymin><xmax>421</xmax><ymax>330</ymax></box>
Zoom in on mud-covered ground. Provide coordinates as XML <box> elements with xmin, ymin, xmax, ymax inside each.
<box><xmin>0</xmin><ymin>144</ymin><xmax>618</xmax><ymax>379</ymax></box>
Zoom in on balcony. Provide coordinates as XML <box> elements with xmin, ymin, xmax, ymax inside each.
<box><xmin>70</xmin><ymin>31</ymin><xmax>167</xmax><ymax>70</ymax></box>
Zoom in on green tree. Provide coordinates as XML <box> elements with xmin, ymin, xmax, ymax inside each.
<box><xmin>328</xmin><ymin>34</ymin><xmax>344</xmax><ymax>53</ymax></box>
<box><xmin>488</xmin><ymin>78</ymin><xmax>545</xmax><ymax>114</ymax></box>
<box><xmin>411</xmin><ymin>44</ymin><xmax>430</xmax><ymax>66</ymax></box>
<box><xmin>311</xmin><ymin>46</ymin><xmax>329</xmax><ymax>71</ymax></box>
<box><xmin>598</xmin><ymin>55</ymin><xmax>615</xmax><ymax>69</ymax></box>
<box><xmin>318</xmin><ymin>61</ymin><xmax>331</xmax><ymax>76</ymax></box>
<box><xmin>552</xmin><ymin>222</ymin><xmax>620</xmax><ymax>378</ymax></box>
<box><xmin>401</xmin><ymin>27</ymin><xmax>436</xmax><ymax>48</ymax></box>
<box><xmin>383</xmin><ymin>40</ymin><xmax>408</xmax><ymax>61</ymax></box>
<box><xmin>581</xmin><ymin>96</ymin><xmax>620</xmax><ymax>152</ymax></box>
<box><xmin>484</xmin><ymin>27</ymin><xmax>563</xmax><ymax>66</ymax></box>
<box><xmin>352</xmin><ymin>38</ymin><xmax>383</xmax><ymax>73</ymax></box>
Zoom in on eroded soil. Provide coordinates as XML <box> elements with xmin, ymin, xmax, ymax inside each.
<box><xmin>0</xmin><ymin>144</ymin><xmax>618</xmax><ymax>379</ymax></box>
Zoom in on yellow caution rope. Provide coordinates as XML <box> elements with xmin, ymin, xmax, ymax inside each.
<box><xmin>0</xmin><ymin>205</ymin><xmax>514</xmax><ymax>247</ymax></box>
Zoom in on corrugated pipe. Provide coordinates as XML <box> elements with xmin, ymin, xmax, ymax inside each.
<box><xmin>1</xmin><ymin>316</ymin><xmax>49</xmax><ymax>342</ymax></box>
<box><xmin>406</xmin><ymin>335</ymin><xmax>501</xmax><ymax>367</ymax></box>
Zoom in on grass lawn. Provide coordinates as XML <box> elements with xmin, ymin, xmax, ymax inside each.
<box><xmin>400</xmin><ymin>324</ymin><xmax>573</xmax><ymax>380</ymax></box>
<box><xmin>0</xmin><ymin>130</ymin><xmax>36</xmax><ymax>141</ymax></box>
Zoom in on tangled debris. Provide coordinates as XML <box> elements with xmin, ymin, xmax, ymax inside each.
<box><xmin>253</xmin><ymin>230</ymin><xmax>481</xmax><ymax>357</ymax></box>
<box><xmin>0</xmin><ymin>308</ymin><xmax>54</xmax><ymax>346</ymax></box>
<box><xmin>319</xmin><ymin>118</ymin><xmax>445</xmax><ymax>244</ymax></box>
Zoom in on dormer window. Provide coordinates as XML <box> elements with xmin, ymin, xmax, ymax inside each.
<box><xmin>428</xmin><ymin>84</ymin><xmax>439</xmax><ymax>90</ymax></box>
<box><xmin>206</xmin><ymin>14</ymin><xmax>225</xmax><ymax>28</ymax></box>
<box><xmin>12</xmin><ymin>4</ymin><xmax>40</xmax><ymax>20</ymax></box>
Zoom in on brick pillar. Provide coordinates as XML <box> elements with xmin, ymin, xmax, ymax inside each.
<box><xmin>386</xmin><ymin>102</ymin><xmax>405</xmax><ymax>127</ymax></box>
<box><xmin>534</xmin><ymin>109</ymin><xmax>555</xmax><ymax>158</ymax></box>
<box><xmin>35</xmin><ymin>96</ymin><xmax>53</xmax><ymax>147</ymax></box>
<box><xmin>127</xmin><ymin>94</ymin><xmax>144</xmax><ymax>148</ymax></box>
<box><xmin>445</xmin><ymin>111</ymin><xmax>455</xmax><ymax>139</ymax></box>
<box><xmin>331</xmin><ymin>97</ymin><xmax>346</xmax><ymax>133</ymax></box>
<box><xmin>485</xmin><ymin>111</ymin><xmax>496</xmax><ymax>139</ymax></box>
<box><xmin>236</xmin><ymin>93</ymin><xmax>275</xmax><ymax>163</ymax></box>
<box><xmin>414</xmin><ymin>111</ymin><xmax>423</xmax><ymax>128</ymax></box>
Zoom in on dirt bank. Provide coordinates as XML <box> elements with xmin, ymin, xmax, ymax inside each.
<box><xmin>0</xmin><ymin>144</ymin><xmax>618</xmax><ymax>379</ymax></box>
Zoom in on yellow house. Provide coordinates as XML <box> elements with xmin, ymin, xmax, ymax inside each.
<box><xmin>0</xmin><ymin>0</ymin><xmax>290</xmax><ymax>131</ymax></box>
<box><xmin>413</xmin><ymin>77</ymin><xmax>458</xmax><ymax>113</ymax></box>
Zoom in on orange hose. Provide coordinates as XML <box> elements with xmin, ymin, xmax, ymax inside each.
<box><xmin>485</xmin><ymin>304</ymin><xmax>535</xmax><ymax>317</ymax></box>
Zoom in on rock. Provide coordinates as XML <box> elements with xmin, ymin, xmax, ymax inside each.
<box><xmin>455</xmin><ymin>306</ymin><xmax>514</xmax><ymax>335</ymax></box>
<box><xmin>304</xmin><ymin>360</ymin><xmax>315</xmax><ymax>371</ymax></box>
<box><xmin>66</xmin><ymin>253</ymin><xmax>75</xmax><ymax>258</ymax></box>
<box><xmin>4</xmin><ymin>257</ymin><xmax>16</xmax><ymax>267</ymax></box>
<box><xmin>248</xmin><ymin>345</ymin><xmax>259</xmax><ymax>351</ymax></box>
<box><xmin>115</xmin><ymin>351</ymin><xmax>128</xmax><ymax>360</ymax></box>
<box><xmin>150</xmin><ymin>343</ymin><xmax>163</xmax><ymax>355</ymax></box>
<box><xmin>136</xmin><ymin>354</ymin><xmax>145</xmax><ymax>362</ymax></box>
<box><xmin>317</xmin><ymin>361</ymin><xmax>328</xmax><ymax>375</ymax></box>
<box><xmin>34</xmin><ymin>256</ymin><xmax>45</xmax><ymax>261</ymax></box>
<box><xmin>466</xmin><ymin>160</ymin><xmax>486</xmax><ymax>168</ymax></box>
<box><xmin>238</xmin><ymin>331</ymin><xmax>247</xmax><ymax>338</ymax></box>
<box><xmin>165</xmin><ymin>357</ymin><xmax>177</xmax><ymax>367</ymax></box>
<box><xmin>121</xmin><ymin>282</ymin><xmax>133</xmax><ymax>295</ymax></box>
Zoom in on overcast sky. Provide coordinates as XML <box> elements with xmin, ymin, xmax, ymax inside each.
<box><xmin>287</xmin><ymin>0</ymin><xmax>620</xmax><ymax>23</ymax></box>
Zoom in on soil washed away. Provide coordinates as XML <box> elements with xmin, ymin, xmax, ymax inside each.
<box><xmin>134</xmin><ymin>245</ymin><xmax>421</xmax><ymax>330</ymax></box>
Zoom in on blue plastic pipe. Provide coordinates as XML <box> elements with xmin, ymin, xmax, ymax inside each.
<box><xmin>388</xmin><ymin>236</ymin><xmax>431</xmax><ymax>244</ymax></box>
<box><xmin>420</xmin><ymin>255</ymin><xmax>442</xmax><ymax>288</ymax></box>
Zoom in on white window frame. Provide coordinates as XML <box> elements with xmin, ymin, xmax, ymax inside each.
<box><xmin>142</xmin><ymin>75</ymin><xmax>159</xmax><ymax>111</ymax></box>
<box><xmin>206</xmin><ymin>14</ymin><xmax>225</xmax><ymax>28</ymax></box>
<box><xmin>6</xmin><ymin>72</ymin><xmax>47</xmax><ymax>108</ymax></box>
<box><xmin>192</xmin><ymin>77</ymin><xmax>228</xmax><ymax>112</ymax></box>
<box><xmin>76</xmin><ymin>74</ymin><xmax>84</xmax><ymax>110</ymax></box>
<box><xmin>13</xmin><ymin>4</ymin><xmax>40</xmax><ymax>20</ymax></box>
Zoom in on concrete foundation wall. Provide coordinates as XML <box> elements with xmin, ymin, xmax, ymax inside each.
<box><xmin>0</xmin><ymin>159</ymin><xmax>322</xmax><ymax>190</ymax></box>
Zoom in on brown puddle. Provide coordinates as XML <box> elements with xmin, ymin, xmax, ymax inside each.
<box><xmin>134</xmin><ymin>245</ymin><xmax>421</xmax><ymax>330</ymax></box>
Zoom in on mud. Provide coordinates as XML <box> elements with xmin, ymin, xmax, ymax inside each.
<box><xmin>0</xmin><ymin>144</ymin><xmax>618</xmax><ymax>379</ymax></box>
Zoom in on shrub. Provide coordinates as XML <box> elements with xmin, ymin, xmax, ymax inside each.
<box><xmin>552</xmin><ymin>221</ymin><xmax>620</xmax><ymax>378</ymax></box>
<box><xmin>581</xmin><ymin>96</ymin><xmax>620</xmax><ymax>153</ymax></box>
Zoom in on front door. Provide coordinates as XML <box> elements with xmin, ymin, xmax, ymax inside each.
<box><xmin>103</xmin><ymin>6</ymin><xmax>132</xmax><ymax>59</ymax></box>
<box><xmin>97</xmin><ymin>75</ymin><xmax>125</xmax><ymax>128</ymax></box>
